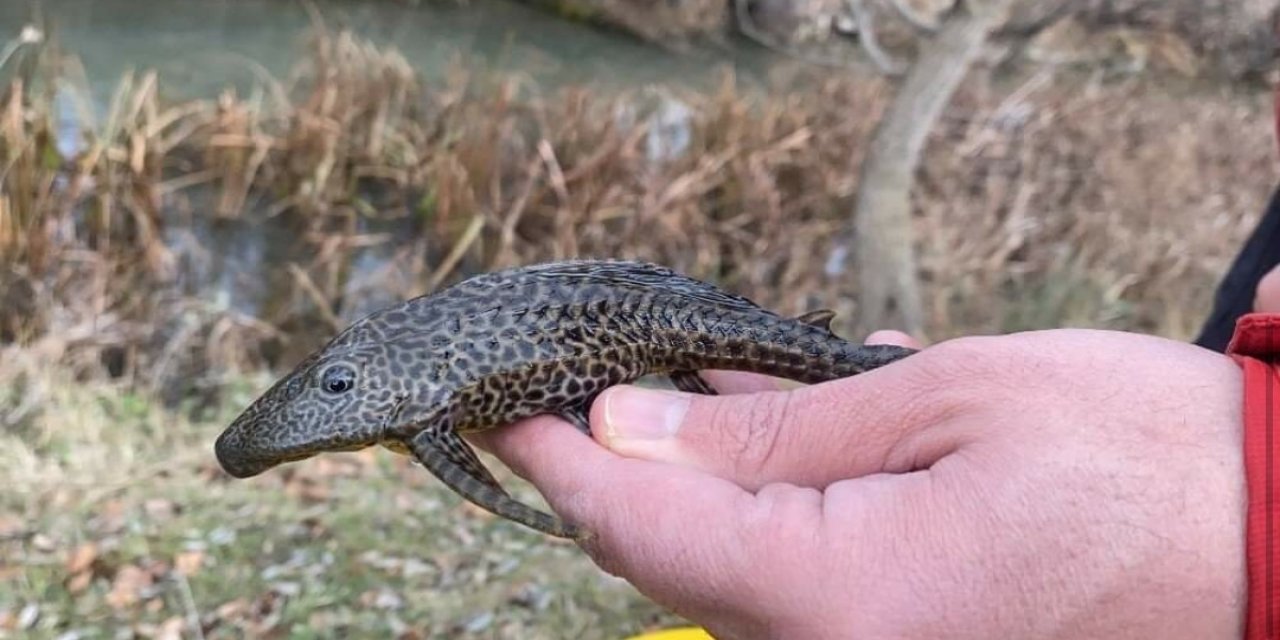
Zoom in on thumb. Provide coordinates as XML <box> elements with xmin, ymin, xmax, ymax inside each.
<box><xmin>592</xmin><ymin>347</ymin><xmax>962</xmax><ymax>490</ymax></box>
<box><xmin>1256</xmin><ymin>264</ymin><xmax>1280</xmax><ymax>313</ymax></box>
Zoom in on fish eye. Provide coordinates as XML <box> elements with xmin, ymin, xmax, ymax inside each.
<box><xmin>320</xmin><ymin>365</ymin><xmax>357</xmax><ymax>395</ymax></box>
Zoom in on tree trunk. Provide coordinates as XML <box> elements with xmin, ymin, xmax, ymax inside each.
<box><xmin>833</xmin><ymin>0</ymin><xmax>1012</xmax><ymax>338</ymax></box>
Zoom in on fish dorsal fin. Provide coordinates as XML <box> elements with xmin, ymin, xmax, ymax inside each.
<box><xmin>794</xmin><ymin>309</ymin><xmax>836</xmax><ymax>331</ymax></box>
<box><xmin>522</xmin><ymin>260</ymin><xmax>764</xmax><ymax>312</ymax></box>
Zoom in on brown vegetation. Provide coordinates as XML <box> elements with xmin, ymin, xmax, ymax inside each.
<box><xmin>516</xmin><ymin>0</ymin><xmax>1277</xmax><ymax>81</ymax></box>
<box><xmin>1</xmin><ymin>24</ymin><xmax>1273</xmax><ymax>401</ymax></box>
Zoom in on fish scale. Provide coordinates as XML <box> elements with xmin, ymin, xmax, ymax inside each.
<box><xmin>214</xmin><ymin>259</ymin><xmax>917</xmax><ymax>539</ymax></box>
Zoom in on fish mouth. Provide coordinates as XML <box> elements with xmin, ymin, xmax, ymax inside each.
<box><xmin>214</xmin><ymin>434</ymin><xmax>369</xmax><ymax>478</ymax></box>
<box><xmin>214</xmin><ymin>394</ymin><xmax>412</xmax><ymax>478</ymax></box>
<box><xmin>213</xmin><ymin>413</ymin><xmax>335</xmax><ymax>478</ymax></box>
<box><xmin>213</xmin><ymin>430</ymin><xmax>305</xmax><ymax>478</ymax></box>
<box><xmin>214</xmin><ymin>447</ymin><xmax>269</xmax><ymax>479</ymax></box>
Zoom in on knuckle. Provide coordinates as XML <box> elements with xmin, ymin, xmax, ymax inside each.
<box><xmin>705</xmin><ymin>391</ymin><xmax>799</xmax><ymax>478</ymax></box>
<box><xmin>921</xmin><ymin>335</ymin><xmax>1003</xmax><ymax>377</ymax></box>
<box><xmin>739</xmin><ymin>484</ymin><xmax>823</xmax><ymax>554</ymax></box>
<box><xmin>903</xmin><ymin>334</ymin><xmax>1023</xmax><ymax>402</ymax></box>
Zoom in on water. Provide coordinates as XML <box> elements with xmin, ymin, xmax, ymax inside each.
<box><xmin>0</xmin><ymin>0</ymin><xmax>778</xmax><ymax>337</ymax></box>
<box><xmin>161</xmin><ymin>193</ymin><xmax>422</xmax><ymax>323</ymax></box>
<box><xmin>1</xmin><ymin>0</ymin><xmax>772</xmax><ymax>103</ymax></box>
<box><xmin>5</xmin><ymin>0</ymin><xmax>773</xmax><ymax>157</ymax></box>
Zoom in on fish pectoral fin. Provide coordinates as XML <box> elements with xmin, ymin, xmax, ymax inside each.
<box><xmin>422</xmin><ymin>427</ymin><xmax>508</xmax><ymax>497</ymax></box>
<box><xmin>559</xmin><ymin>392</ymin><xmax>606</xmax><ymax>435</ymax></box>
<box><xmin>408</xmin><ymin>427</ymin><xmax>583</xmax><ymax>539</ymax></box>
<box><xmin>670</xmin><ymin>370</ymin><xmax>718</xmax><ymax>395</ymax></box>
<box><xmin>794</xmin><ymin>309</ymin><xmax>836</xmax><ymax>332</ymax></box>
<box><xmin>558</xmin><ymin>404</ymin><xmax>594</xmax><ymax>436</ymax></box>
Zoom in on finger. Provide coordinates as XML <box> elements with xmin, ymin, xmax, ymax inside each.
<box><xmin>865</xmin><ymin>330</ymin><xmax>923</xmax><ymax>349</ymax></box>
<box><xmin>1256</xmin><ymin>264</ymin><xmax>1280</xmax><ymax>313</ymax></box>
<box><xmin>591</xmin><ymin>343</ymin><xmax>973</xmax><ymax>490</ymax></box>
<box><xmin>700</xmin><ymin>370</ymin><xmax>790</xmax><ymax>393</ymax></box>
<box><xmin>480</xmin><ymin>416</ymin><xmax>794</xmax><ymax>623</ymax></box>
<box><xmin>484</xmin><ymin>414</ymin><xmax>952</xmax><ymax>639</ymax></box>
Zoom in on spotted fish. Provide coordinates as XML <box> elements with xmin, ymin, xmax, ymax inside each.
<box><xmin>213</xmin><ymin>259</ymin><xmax>915</xmax><ymax>539</ymax></box>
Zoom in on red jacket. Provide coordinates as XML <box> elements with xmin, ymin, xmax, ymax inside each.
<box><xmin>1231</xmin><ymin>314</ymin><xmax>1280</xmax><ymax>639</ymax></box>
<box><xmin>1237</xmin><ymin>85</ymin><xmax>1280</xmax><ymax>640</ymax></box>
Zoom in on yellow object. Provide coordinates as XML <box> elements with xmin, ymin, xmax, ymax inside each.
<box><xmin>625</xmin><ymin>628</ymin><xmax>714</xmax><ymax>640</ymax></box>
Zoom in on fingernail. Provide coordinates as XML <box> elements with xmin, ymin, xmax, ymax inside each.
<box><xmin>603</xmin><ymin>386</ymin><xmax>690</xmax><ymax>442</ymax></box>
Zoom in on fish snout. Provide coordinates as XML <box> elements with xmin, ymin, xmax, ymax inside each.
<box><xmin>213</xmin><ymin>429</ymin><xmax>270</xmax><ymax>478</ymax></box>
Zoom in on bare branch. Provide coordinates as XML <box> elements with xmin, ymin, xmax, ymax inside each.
<box><xmin>879</xmin><ymin>0</ymin><xmax>942</xmax><ymax>33</ymax></box>
<box><xmin>994</xmin><ymin>0</ymin><xmax>1073</xmax><ymax>38</ymax></box>
<box><xmin>733</xmin><ymin>0</ymin><xmax>862</xmax><ymax>70</ymax></box>
<box><xmin>833</xmin><ymin>0</ymin><xmax>1014</xmax><ymax>336</ymax></box>
<box><xmin>846</xmin><ymin>0</ymin><xmax>908</xmax><ymax>76</ymax></box>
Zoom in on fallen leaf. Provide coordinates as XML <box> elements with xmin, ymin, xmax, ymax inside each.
<box><xmin>298</xmin><ymin>516</ymin><xmax>328</xmax><ymax>538</ymax></box>
<box><xmin>106</xmin><ymin>565</ymin><xmax>153</xmax><ymax>610</ymax></box>
<box><xmin>0</xmin><ymin>515</ymin><xmax>27</xmax><ymax>540</ymax></box>
<box><xmin>98</xmin><ymin>499</ymin><xmax>127</xmax><ymax>533</ymax></box>
<box><xmin>144</xmin><ymin>499</ymin><xmax>177</xmax><ymax>521</ymax></box>
<box><xmin>215</xmin><ymin>598</ymin><xmax>249</xmax><ymax>619</ymax></box>
<box><xmin>174</xmin><ymin>550</ymin><xmax>203</xmax><ymax>577</ymax></box>
<box><xmin>358</xmin><ymin>588</ymin><xmax>403</xmax><ymax>610</ymax></box>
<box><xmin>30</xmin><ymin>533</ymin><xmax>55</xmax><ymax>552</ymax></box>
<box><xmin>247</xmin><ymin>590</ymin><xmax>285</xmax><ymax>635</ymax></box>
<box><xmin>67</xmin><ymin>570</ymin><xmax>93</xmax><ymax>594</ymax></box>
<box><xmin>283</xmin><ymin>476</ymin><xmax>330</xmax><ymax>502</ymax></box>
<box><xmin>65</xmin><ymin>542</ymin><xmax>98</xmax><ymax>575</ymax></box>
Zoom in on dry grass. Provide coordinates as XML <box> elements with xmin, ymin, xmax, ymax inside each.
<box><xmin>3</xmin><ymin>23</ymin><xmax>1271</xmax><ymax>391</ymax></box>
<box><xmin>918</xmin><ymin>72</ymin><xmax>1273</xmax><ymax>338</ymax></box>
<box><xmin>0</xmin><ymin>18</ymin><xmax>1275</xmax><ymax>637</ymax></box>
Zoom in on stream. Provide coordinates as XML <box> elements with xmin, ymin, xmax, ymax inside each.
<box><xmin>3</xmin><ymin>0</ymin><xmax>777</xmax><ymax>327</ymax></box>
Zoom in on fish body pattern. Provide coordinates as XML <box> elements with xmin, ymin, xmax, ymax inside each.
<box><xmin>214</xmin><ymin>260</ymin><xmax>916</xmax><ymax>539</ymax></box>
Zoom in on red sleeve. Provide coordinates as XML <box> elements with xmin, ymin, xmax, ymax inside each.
<box><xmin>1237</xmin><ymin>54</ymin><xmax>1280</xmax><ymax>639</ymax></box>
<box><xmin>1228</xmin><ymin>313</ymin><xmax>1280</xmax><ymax>639</ymax></box>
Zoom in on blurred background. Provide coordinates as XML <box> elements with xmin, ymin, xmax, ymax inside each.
<box><xmin>1</xmin><ymin>0</ymin><xmax>1276</xmax><ymax>637</ymax></box>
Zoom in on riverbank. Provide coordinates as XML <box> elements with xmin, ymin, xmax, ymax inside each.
<box><xmin>524</xmin><ymin>0</ymin><xmax>1278</xmax><ymax>82</ymax></box>
<box><xmin>3</xmin><ymin>23</ymin><xmax>1271</xmax><ymax>394</ymax></box>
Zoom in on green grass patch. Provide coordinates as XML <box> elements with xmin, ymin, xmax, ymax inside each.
<box><xmin>0</xmin><ymin>377</ymin><xmax>683</xmax><ymax>638</ymax></box>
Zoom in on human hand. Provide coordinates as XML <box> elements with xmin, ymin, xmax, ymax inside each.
<box><xmin>1256</xmin><ymin>263</ymin><xmax>1280</xmax><ymax>313</ymax></box>
<box><xmin>481</xmin><ymin>329</ymin><xmax>1245</xmax><ymax>639</ymax></box>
